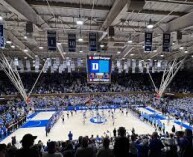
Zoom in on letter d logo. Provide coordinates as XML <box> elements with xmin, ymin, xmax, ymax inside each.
<box><xmin>92</xmin><ymin>63</ymin><xmax>99</xmax><ymax>70</ymax></box>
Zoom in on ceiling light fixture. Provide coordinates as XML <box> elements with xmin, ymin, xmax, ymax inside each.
<box><xmin>11</xmin><ymin>45</ymin><xmax>15</xmax><ymax>48</ymax></box>
<box><xmin>117</xmin><ymin>51</ymin><xmax>121</xmax><ymax>54</ymax></box>
<box><xmin>23</xmin><ymin>48</ymin><xmax>28</xmax><ymax>52</ymax></box>
<box><xmin>76</xmin><ymin>19</ymin><xmax>83</xmax><ymax>25</ymax></box>
<box><xmin>6</xmin><ymin>40</ymin><xmax>12</xmax><ymax>44</ymax></box>
<box><xmin>79</xmin><ymin>50</ymin><xmax>83</xmax><ymax>53</ymax></box>
<box><xmin>100</xmin><ymin>44</ymin><xmax>105</xmax><ymax>48</ymax></box>
<box><xmin>179</xmin><ymin>46</ymin><xmax>184</xmax><ymax>50</ymax></box>
<box><xmin>130</xmin><ymin>53</ymin><xmax>134</xmax><ymax>56</ymax></box>
<box><xmin>160</xmin><ymin>54</ymin><xmax>164</xmax><ymax>57</ymax></box>
<box><xmin>0</xmin><ymin>16</ymin><xmax>3</xmax><ymax>21</ymax></box>
<box><xmin>39</xmin><ymin>46</ymin><xmax>44</xmax><ymax>50</ymax></box>
<box><xmin>184</xmin><ymin>50</ymin><xmax>188</xmax><ymax>53</ymax></box>
<box><xmin>153</xmin><ymin>49</ymin><xmax>157</xmax><ymax>53</ymax></box>
<box><xmin>78</xmin><ymin>37</ymin><xmax>83</xmax><ymax>42</ymax></box>
<box><xmin>24</xmin><ymin>35</ymin><xmax>27</xmax><ymax>39</ymax></box>
<box><xmin>128</xmin><ymin>40</ymin><xmax>133</xmax><ymax>44</ymax></box>
<box><xmin>147</xmin><ymin>19</ymin><xmax>154</xmax><ymax>29</ymax></box>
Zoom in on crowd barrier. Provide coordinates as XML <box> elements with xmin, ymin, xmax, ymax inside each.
<box><xmin>45</xmin><ymin>111</ymin><xmax>62</xmax><ymax>134</ymax></box>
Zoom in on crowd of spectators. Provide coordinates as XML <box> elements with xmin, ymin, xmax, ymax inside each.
<box><xmin>151</xmin><ymin>97</ymin><xmax>193</xmax><ymax>127</ymax></box>
<box><xmin>0</xmin><ymin>127</ymin><xmax>192</xmax><ymax>157</ymax></box>
<box><xmin>0</xmin><ymin>100</ymin><xmax>27</xmax><ymax>141</ymax></box>
<box><xmin>1</xmin><ymin>71</ymin><xmax>193</xmax><ymax>96</ymax></box>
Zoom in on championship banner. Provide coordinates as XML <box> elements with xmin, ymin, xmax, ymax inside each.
<box><xmin>68</xmin><ymin>34</ymin><xmax>76</xmax><ymax>52</ymax></box>
<box><xmin>89</xmin><ymin>32</ymin><xmax>97</xmax><ymax>51</ymax></box>
<box><xmin>144</xmin><ymin>32</ymin><xmax>153</xmax><ymax>52</ymax></box>
<box><xmin>47</xmin><ymin>31</ymin><xmax>56</xmax><ymax>51</ymax></box>
<box><xmin>162</xmin><ymin>33</ymin><xmax>171</xmax><ymax>52</ymax></box>
<box><xmin>0</xmin><ymin>24</ymin><xmax>5</xmax><ymax>48</ymax></box>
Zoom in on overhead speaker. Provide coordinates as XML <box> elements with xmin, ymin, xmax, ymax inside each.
<box><xmin>127</xmin><ymin>0</ymin><xmax>145</xmax><ymax>11</ymax></box>
<box><xmin>177</xmin><ymin>31</ymin><xmax>182</xmax><ymax>40</ymax></box>
<box><xmin>26</xmin><ymin>22</ymin><xmax>33</xmax><ymax>34</ymax></box>
<box><xmin>109</xmin><ymin>26</ymin><xmax>114</xmax><ymax>37</ymax></box>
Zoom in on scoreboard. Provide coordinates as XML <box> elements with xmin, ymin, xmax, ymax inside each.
<box><xmin>87</xmin><ymin>56</ymin><xmax>112</xmax><ymax>83</ymax></box>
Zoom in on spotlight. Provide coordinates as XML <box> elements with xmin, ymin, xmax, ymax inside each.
<box><xmin>11</xmin><ymin>45</ymin><xmax>15</xmax><ymax>48</ymax></box>
<box><xmin>39</xmin><ymin>46</ymin><xmax>44</xmax><ymax>50</ymax></box>
<box><xmin>128</xmin><ymin>40</ymin><xmax>133</xmax><ymax>44</ymax></box>
<box><xmin>0</xmin><ymin>16</ymin><xmax>3</xmax><ymax>21</ymax></box>
<box><xmin>76</xmin><ymin>20</ymin><xmax>83</xmax><ymax>25</ymax></box>
<box><xmin>179</xmin><ymin>46</ymin><xmax>184</xmax><ymax>50</ymax></box>
<box><xmin>78</xmin><ymin>38</ymin><xmax>83</xmax><ymax>42</ymax></box>
<box><xmin>153</xmin><ymin>49</ymin><xmax>157</xmax><ymax>53</ymax></box>
<box><xmin>23</xmin><ymin>49</ymin><xmax>28</xmax><ymax>52</ymax></box>
<box><xmin>100</xmin><ymin>44</ymin><xmax>105</xmax><ymax>48</ymax></box>
<box><xmin>147</xmin><ymin>19</ymin><xmax>154</xmax><ymax>29</ymax></box>
<box><xmin>6</xmin><ymin>40</ymin><xmax>12</xmax><ymax>44</ymax></box>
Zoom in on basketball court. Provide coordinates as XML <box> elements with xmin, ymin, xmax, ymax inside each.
<box><xmin>0</xmin><ymin>107</ymin><xmax>189</xmax><ymax>146</ymax></box>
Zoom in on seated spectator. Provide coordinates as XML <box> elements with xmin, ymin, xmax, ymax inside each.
<box><xmin>43</xmin><ymin>141</ymin><xmax>63</xmax><ymax>157</ymax></box>
<box><xmin>96</xmin><ymin>138</ymin><xmax>113</xmax><ymax>157</ymax></box>
<box><xmin>135</xmin><ymin>137</ymin><xmax>149</xmax><ymax>157</ymax></box>
<box><xmin>75</xmin><ymin>137</ymin><xmax>95</xmax><ymax>157</ymax></box>
<box><xmin>149</xmin><ymin>132</ymin><xmax>164</xmax><ymax>157</ymax></box>
<box><xmin>16</xmin><ymin>134</ymin><xmax>39</xmax><ymax>157</ymax></box>
<box><xmin>61</xmin><ymin>141</ymin><xmax>74</xmax><ymax>157</ymax></box>
<box><xmin>177</xmin><ymin>129</ymin><xmax>193</xmax><ymax>157</ymax></box>
<box><xmin>0</xmin><ymin>144</ymin><xmax>7</xmax><ymax>157</ymax></box>
<box><xmin>114</xmin><ymin>127</ymin><xmax>129</xmax><ymax>157</ymax></box>
<box><xmin>129</xmin><ymin>135</ymin><xmax>137</xmax><ymax>157</ymax></box>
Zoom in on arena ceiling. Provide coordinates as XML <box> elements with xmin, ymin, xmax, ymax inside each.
<box><xmin>1</xmin><ymin>0</ymin><xmax>193</xmax><ymax>65</ymax></box>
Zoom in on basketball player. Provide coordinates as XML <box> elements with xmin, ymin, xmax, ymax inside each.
<box><xmin>67</xmin><ymin>111</ymin><xmax>69</xmax><ymax>119</ymax></box>
<box><xmin>126</xmin><ymin>110</ymin><xmax>128</xmax><ymax>116</ymax></box>
<box><xmin>102</xmin><ymin>110</ymin><xmax>105</xmax><ymax>117</ymax></box>
<box><xmin>108</xmin><ymin>110</ymin><xmax>110</xmax><ymax>117</ymax></box>
<box><xmin>62</xmin><ymin>114</ymin><xmax>64</xmax><ymax>123</ymax></box>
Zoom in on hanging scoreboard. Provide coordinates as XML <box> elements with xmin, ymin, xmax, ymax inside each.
<box><xmin>87</xmin><ymin>56</ymin><xmax>111</xmax><ymax>83</ymax></box>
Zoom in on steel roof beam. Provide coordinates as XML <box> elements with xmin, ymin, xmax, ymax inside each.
<box><xmin>127</xmin><ymin>9</ymin><xmax>186</xmax><ymax>17</ymax></box>
<box><xmin>25</xmin><ymin>0</ymin><xmax>111</xmax><ymax>11</ymax></box>
<box><xmin>1</xmin><ymin>0</ymin><xmax>49</xmax><ymax>29</ymax></box>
